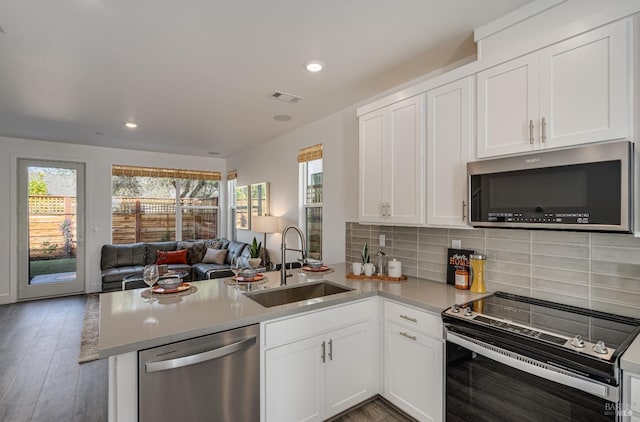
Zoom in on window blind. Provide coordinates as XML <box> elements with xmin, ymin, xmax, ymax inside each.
<box><xmin>112</xmin><ymin>165</ymin><xmax>221</xmax><ymax>181</ymax></box>
<box><xmin>227</xmin><ymin>169</ymin><xmax>238</xmax><ymax>180</ymax></box>
<box><xmin>297</xmin><ymin>144</ymin><xmax>323</xmax><ymax>163</ymax></box>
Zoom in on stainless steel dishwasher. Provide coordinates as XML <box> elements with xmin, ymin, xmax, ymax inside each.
<box><xmin>138</xmin><ymin>324</ymin><xmax>259</xmax><ymax>422</ymax></box>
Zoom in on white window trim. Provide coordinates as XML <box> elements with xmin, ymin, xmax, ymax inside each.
<box><xmin>299</xmin><ymin>160</ymin><xmax>323</xmax><ymax>259</ymax></box>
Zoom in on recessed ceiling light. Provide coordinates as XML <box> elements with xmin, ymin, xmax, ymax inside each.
<box><xmin>273</xmin><ymin>114</ymin><xmax>292</xmax><ymax>122</ymax></box>
<box><xmin>124</xmin><ymin>122</ymin><xmax>138</xmax><ymax>129</ymax></box>
<box><xmin>305</xmin><ymin>61</ymin><xmax>325</xmax><ymax>73</ymax></box>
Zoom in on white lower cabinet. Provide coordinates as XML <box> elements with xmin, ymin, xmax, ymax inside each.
<box><xmin>383</xmin><ymin>300</ymin><xmax>443</xmax><ymax>422</ymax></box>
<box><xmin>262</xmin><ymin>299</ymin><xmax>376</xmax><ymax>422</ymax></box>
<box><xmin>623</xmin><ymin>371</ymin><xmax>640</xmax><ymax>421</ymax></box>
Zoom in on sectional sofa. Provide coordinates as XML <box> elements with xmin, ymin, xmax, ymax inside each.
<box><xmin>100</xmin><ymin>238</ymin><xmax>251</xmax><ymax>292</ymax></box>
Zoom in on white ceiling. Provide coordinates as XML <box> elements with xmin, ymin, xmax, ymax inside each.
<box><xmin>0</xmin><ymin>0</ymin><xmax>532</xmax><ymax>158</ymax></box>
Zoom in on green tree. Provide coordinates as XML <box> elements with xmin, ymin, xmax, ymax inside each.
<box><xmin>29</xmin><ymin>172</ymin><xmax>48</xmax><ymax>195</ymax></box>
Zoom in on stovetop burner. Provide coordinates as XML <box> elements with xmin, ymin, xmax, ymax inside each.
<box><xmin>443</xmin><ymin>292</ymin><xmax>640</xmax><ymax>364</ymax></box>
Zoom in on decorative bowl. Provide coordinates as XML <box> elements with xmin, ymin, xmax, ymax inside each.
<box><xmin>240</xmin><ymin>268</ymin><xmax>259</xmax><ymax>279</ymax></box>
<box><xmin>157</xmin><ymin>278</ymin><xmax>182</xmax><ymax>290</ymax></box>
<box><xmin>307</xmin><ymin>260</ymin><xmax>323</xmax><ymax>269</ymax></box>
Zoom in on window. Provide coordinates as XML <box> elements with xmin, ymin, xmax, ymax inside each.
<box><xmin>299</xmin><ymin>144</ymin><xmax>323</xmax><ymax>260</ymax></box>
<box><xmin>111</xmin><ymin>165</ymin><xmax>220</xmax><ymax>243</ymax></box>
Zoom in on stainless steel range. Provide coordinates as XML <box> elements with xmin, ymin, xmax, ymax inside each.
<box><xmin>443</xmin><ymin>292</ymin><xmax>640</xmax><ymax>421</ymax></box>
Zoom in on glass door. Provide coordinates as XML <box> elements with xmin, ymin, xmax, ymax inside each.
<box><xmin>18</xmin><ymin>159</ymin><xmax>85</xmax><ymax>299</ymax></box>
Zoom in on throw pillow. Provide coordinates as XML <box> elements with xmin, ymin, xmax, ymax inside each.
<box><xmin>204</xmin><ymin>239</ymin><xmax>225</xmax><ymax>250</ymax></box>
<box><xmin>156</xmin><ymin>249</ymin><xmax>188</xmax><ymax>265</ymax></box>
<box><xmin>177</xmin><ymin>241</ymin><xmax>205</xmax><ymax>265</ymax></box>
<box><xmin>202</xmin><ymin>248</ymin><xmax>228</xmax><ymax>265</ymax></box>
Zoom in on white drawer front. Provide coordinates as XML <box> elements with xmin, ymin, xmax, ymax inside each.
<box><xmin>264</xmin><ymin>299</ymin><xmax>373</xmax><ymax>348</ymax></box>
<box><xmin>384</xmin><ymin>300</ymin><xmax>442</xmax><ymax>338</ymax></box>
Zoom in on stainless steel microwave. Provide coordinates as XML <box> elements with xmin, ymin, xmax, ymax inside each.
<box><xmin>467</xmin><ymin>141</ymin><xmax>633</xmax><ymax>232</ymax></box>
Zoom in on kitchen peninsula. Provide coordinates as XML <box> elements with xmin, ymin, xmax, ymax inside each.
<box><xmin>100</xmin><ymin>264</ymin><xmax>484</xmax><ymax>421</ymax></box>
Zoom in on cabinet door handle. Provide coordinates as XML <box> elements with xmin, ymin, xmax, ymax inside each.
<box><xmin>386</xmin><ymin>203</ymin><xmax>391</xmax><ymax>217</ymax></box>
<box><xmin>529</xmin><ymin>120</ymin><xmax>534</xmax><ymax>144</ymax></box>
<box><xmin>328</xmin><ymin>339</ymin><xmax>333</xmax><ymax>361</ymax></box>
<box><xmin>541</xmin><ymin>117</ymin><xmax>547</xmax><ymax>143</ymax></box>
<box><xmin>400</xmin><ymin>314</ymin><xmax>417</xmax><ymax>323</ymax></box>
<box><xmin>400</xmin><ymin>332</ymin><xmax>417</xmax><ymax>341</ymax></box>
<box><xmin>462</xmin><ymin>200</ymin><xmax>467</xmax><ymax>221</ymax></box>
<box><xmin>321</xmin><ymin>341</ymin><xmax>326</xmax><ymax>363</ymax></box>
<box><xmin>380</xmin><ymin>203</ymin><xmax>387</xmax><ymax>217</ymax></box>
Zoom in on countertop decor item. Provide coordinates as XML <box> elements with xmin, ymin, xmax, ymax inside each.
<box><xmin>446</xmin><ymin>248</ymin><xmax>474</xmax><ymax>288</ymax></box>
<box><xmin>302</xmin><ymin>265</ymin><xmax>331</xmax><ymax>272</ymax></box>
<box><xmin>375</xmin><ymin>249</ymin><xmax>386</xmax><ymax>276</ymax></box>
<box><xmin>346</xmin><ymin>273</ymin><xmax>407</xmax><ymax>282</ymax></box>
<box><xmin>388</xmin><ymin>259</ymin><xmax>402</xmax><ymax>278</ymax></box>
<box><xmin>151</xmin><ymin>283</ymin><xmax>192</xmax><ymax>294</ymax></box>
<box><xmin>306</xmin><ymin>260</ymin><xmax>323</xmax><ymax>269</ymax></box>
<box><xmin>469</xmin><ymin>254</ymin><xmax>487</xmax><ymax>293</ymax></box>
<box><xmin>361</xmin><ymin>243</ymin><xmax>370</xmax><ymax>264</ymax></box>
<box><xmin>157</xmin><ymin>277</ymin><xmax>182</xmax><ymax>290</ymax></box>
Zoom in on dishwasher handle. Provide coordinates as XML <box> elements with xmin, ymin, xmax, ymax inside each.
<box><xmin>145</xmin><ymin>335</ymin><xmax>257</xmax><ymax>373</ymax></box>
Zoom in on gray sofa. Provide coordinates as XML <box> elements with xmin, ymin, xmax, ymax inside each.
<box><xmin>100</xmin><ymin>239</ymin><xmax>251</xmax><ymax>292</ymax></box>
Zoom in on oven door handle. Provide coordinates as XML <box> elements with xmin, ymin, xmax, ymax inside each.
<box><xmin>447</xmin><ymin>332</ymin><xmax>618</xmax><ymax>402</ymax></box>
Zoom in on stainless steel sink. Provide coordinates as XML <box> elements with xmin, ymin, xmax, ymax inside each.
<box><xmin>245</xmin><ymin>281</ymin><xmax>354</xmax><ymax>307</ymax></box>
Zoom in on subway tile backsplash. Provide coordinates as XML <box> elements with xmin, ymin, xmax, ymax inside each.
<box><xmin>345</xmin><ymin>223</ymin><xmax>640</xmax><ymax>318</ymax></box>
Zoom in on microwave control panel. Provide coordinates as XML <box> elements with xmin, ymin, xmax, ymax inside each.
<box><xmin>487</xmin><ymin>212</ymin><xmax>590</xmax><ymax>224</ymax></box>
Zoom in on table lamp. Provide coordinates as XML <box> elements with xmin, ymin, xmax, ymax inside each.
<box><xmin>251</xmin><ymin>215</ymin><xmax>281</xmax><ymax>270</ymax></box>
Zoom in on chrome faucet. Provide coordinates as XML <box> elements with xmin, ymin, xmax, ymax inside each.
<box><xmin>280</xmin><ymin>225</ymin><xmax>307</xmax><ymax>285</ymax></box>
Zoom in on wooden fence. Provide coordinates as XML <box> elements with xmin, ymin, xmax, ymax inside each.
<box><xmin>28</xmin><ymin>196</ymin><xmax>218</xmax><ymax>257</ymax></box>
<box><xmin>111</xmin><ymin>197</ymin><xmax>218</xmax><ymax>244</ymax></box>
<box><xmin>29</xmin><ymin>196</ymin><xmax>76</xmax><ymax>259</ymax></box>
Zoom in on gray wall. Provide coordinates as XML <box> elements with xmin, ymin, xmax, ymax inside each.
<box><xmin>346</xmin><ymin>223</ymin><xmax>640</xmax><ymax>317</ymax></box>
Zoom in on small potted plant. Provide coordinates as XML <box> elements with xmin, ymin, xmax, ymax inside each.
<box><xmin>248</xmin><ymin>237</ymin><xmax>262</xmax><ymax>269</ymax></box>
<box><xmin>361</xmin><ymin>242</ymin><xmax>370</xmax><ymax>264</ymax></box>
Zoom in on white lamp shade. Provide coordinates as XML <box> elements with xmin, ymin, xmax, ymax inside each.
<box><xmin>252</xmin><ymin>215</ymin><xmax>281</xmax><ymax>233</ymax></box>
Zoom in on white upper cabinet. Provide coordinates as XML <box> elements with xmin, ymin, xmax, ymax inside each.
<box><xmin>539</xmin><ymin>22</ymin><xmax>628</xmax><ymax>148</ymax></box>
<box><xmin>477</xmin><ymin>20</ymin><xmax>628</xmax><ymax>159</ymax></box>
<box><xmin>426</xmin><ymin>77</ymin><xmax>473</xmax><ymax>227</ymax></box>
<box><xmin>359</xmin><ymin>95</ymin><xmax>425</xmax><ymax>225</ymax></box>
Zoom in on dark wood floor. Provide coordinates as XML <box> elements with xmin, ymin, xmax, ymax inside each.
<box><xmin>0</xmin><ymin>295</ymin><xmax>108</xmax><ymax>422</ymax></box>
<box><xmin>331</xmin><ymin>397</ymin><xmax>415</xmax><ymax>422</ymax></box>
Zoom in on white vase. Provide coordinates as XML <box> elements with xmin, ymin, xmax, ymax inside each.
<box><xmin>248</xmin><ymin>258</ymin><xmax>262</xmax><ymax>269</ymax></box>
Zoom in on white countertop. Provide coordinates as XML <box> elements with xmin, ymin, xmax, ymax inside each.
<box><xmin>98</xmin><ymin>263</ymin><xmax>488</xmax><ymax>357</ymax></box>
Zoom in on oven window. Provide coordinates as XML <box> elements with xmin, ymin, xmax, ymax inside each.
<box><xmin>446</xmin><ymin>342</ymin><xmax>615</xmax><ymax>421</ymax></box>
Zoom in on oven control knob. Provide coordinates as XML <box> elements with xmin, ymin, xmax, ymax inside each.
<box><xmin>463</xmin><ymin>306</ymin><xmax>473</xmax><ymax>317</ymax></box>
<box><xmin>452</xmin><ymin>304</ymin><xmax>460</xmax><ymax>313</ymax></box>
<box><xmin>593</xmin><ymin>340</ymin><xmax>608</xmax><ymax>355</ymax></box>
<box><xmin>570</xmin><ymin>335</ymin><xmax>585</xmax><ymax>348</ymax></box>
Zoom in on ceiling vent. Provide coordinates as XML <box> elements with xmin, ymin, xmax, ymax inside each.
<box><xmin>270</xmin><ymin>91</ymin><xmax>303</xmax><ymax>104</ymax></box>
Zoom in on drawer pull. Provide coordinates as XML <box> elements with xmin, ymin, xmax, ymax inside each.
<box><xmin>400</xmin><ymin>332</ymin><xmax>417</xmax><ymax>341</ymax></box>
<box><xmin>400</xmin><ymin>315</ymin><xmax>417</xmax><ymax>323</ymax></box>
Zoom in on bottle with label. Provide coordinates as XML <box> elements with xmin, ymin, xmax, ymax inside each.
<box><xmin>455</xmin><ymin>268</ymin><xmax>469</xmax><ymax>289</ymax></box>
